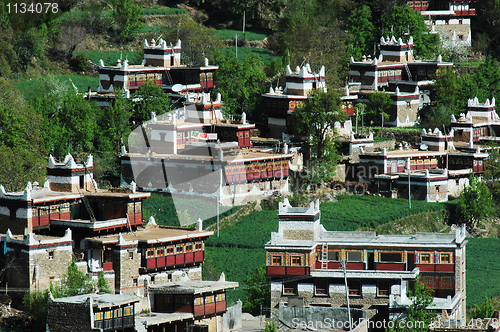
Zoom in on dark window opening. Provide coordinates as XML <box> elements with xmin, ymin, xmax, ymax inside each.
<box><xmin>379</xmin><ymin>252</ymin><xmax>403</xmax><ymax>263</ymax></box>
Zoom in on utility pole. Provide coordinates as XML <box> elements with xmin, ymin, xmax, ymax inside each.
<box><xmin>407</xmin><ymin>157</ymin><xmax>411</xmax><ymax>209</ymax></box>
<box><xmin>342</xmin><ymin>260</ymin><xmax>352</xmax><ymax>331</ymax></box>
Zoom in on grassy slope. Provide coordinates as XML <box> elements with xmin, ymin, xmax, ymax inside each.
<box><xmin>14</xmin><ymin>75</ymin><xmax>99</xmax><ymax>100</ymax></box>
<box><xmin>466</xmin><ymin>238</ymin><xmax>500</xmax><ymax>308</ymax></box>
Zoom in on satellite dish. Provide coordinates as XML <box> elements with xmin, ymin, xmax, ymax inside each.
<box><xmin>420</xmin><ymin>144</ymin><xmax>428</xmax><ymax>151</ymax></box>
<box><xmin>172</xmin><ymin>84</ymin><xmax>183</xmax><ymax>92</ymax></box>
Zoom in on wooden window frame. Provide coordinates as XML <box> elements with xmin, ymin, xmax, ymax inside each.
<box><xmin>315</xmin><ymin>279</ymin><xmax>328</xmax><ymax>296</ymax></box>
<box><xmin>347</xmin><ymin>251</ymin><xmax>362</xmax><ymax>262</ymax></box>
<box><xmin>283</xmin><ymin>281</ymin><xmax>297</xmax><ymax>295</ymax></box>
<box><xmin>271</xmin><ymin>255</ymin><xmax>282</xmax><ymax>266</ymax></box>
<box><xmin>290</xmin><ymin>255</ymin><xmax>302</xmax><ymax>266</ymax></box>
<box><xmin>379</xmin><ymin>252</ymin><xmax>403</xmax><ymax>263</ymax></box>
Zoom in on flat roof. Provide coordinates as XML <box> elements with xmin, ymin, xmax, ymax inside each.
<box><xmin>266</xmin><ymin>230</ymin><xmax>462</xmax><ymax>249</ymax></box>
<box><xmin>149</xmin><ymin>280</ymin><xmax>239</xmax><ymax>294</ymax></box>
<box><xmin>125</xmin><ymin>150</ymin><xmax>293</xmax><ymax>163</ymax></box>
<box><xmin>51</xmin><ymin>293</ymin><xmax>139</xmax><ymax>309</ymax></box>
<box><xmin>136</xmin><ymin>312</ymin><xmax>193</xmax><ymax>327</ymax></box>
<box><xmin>87</xmin><ymin>225</ymin><xmax>213</xmax><ymax>244</ymax></box>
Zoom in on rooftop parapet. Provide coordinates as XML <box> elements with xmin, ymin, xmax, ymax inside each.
<box><xmin>278</xmin><ymin>198</ymin><xmax>320</xmax><ymax>219</ymax></box>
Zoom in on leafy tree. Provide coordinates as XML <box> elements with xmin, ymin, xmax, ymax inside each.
<box><xmin>0</xmin><ymin>78</ymin><xmax>46</xmax><ymax>191</ymax></box>
<box><xmin>421</xmin><ymin>67</ymin><xmax>460</xmax><ymax>128</ymax></box>
<box><xmin>475</xmin><ymin>0</ymin><xmax>500</xmax><ymax>57</ymax></box>
<box><xmin>97</xmin><ymin>271</ymin><xmax>111</xmax><ymax>293</ymax></box>
<box><xmin>59</xmin><ymin>91</ymin><xmax>99</xmax><ymax>154</ymax></box>
<box><xmin>277</xmin><ymin>0</ymin><xmax>347</xmax><ymax>86</ymax></box>
<box><xmin>162</xmin><ymin>16</ymin><xmax>223</xmax><ymax>66</ymax></box>
<box><xmin>293</xmin><ymin>89</ymin><xmax>347</xmax><ymax>162</ymax></box>
<box><xmin>51</xmin><ymin>260</ymin><xmax>93</xmax><ymax>298</ymax></box>
<box><xmin>97</xmin><ymin>89</ymin><xmax>132</xmax><ymax>152</ymax></box>
<box><xmin>133</xmin><ymin>81</ymin><xmax>171</xmax><ymax>124</ymax></box>
<box><xmin>366</xmin><ymin>92</ymin><xmax>392</xmax><ymax>127</ymax></box>
<box><xmin>112</xmin><ymin>0</ymin><xmax>142</xmax><ymax>41</ymax></box>
<box><xmin>389</xmin><ymin>280</ymin><xmax>435</xmax><ymax>332</ymax></box>
<box><xmin>382</xmin><ymin>5</ymin><xmax>439</xmax><ymax>58</ymax></box>
<box><xmin>265</xmin><ymin>321</ymin><xmax>277</xmax><ymax>332</ymax></box>
<box><xmin>346</xmin><ymin>5</ymin><xmax>376</xmax><ymax>59</ymax></box>
<box><xmin>472</xmin><ymin>56</ymin><xmax>500</xmax><ymax>102</ymax></box>
<box><xmin>21</xmin><ymin>290</ymin><xmax>49</xmax><ymax>331</ymax></box>
<box><xmin>242</xmin><ymin>266</ymin><xmax>270</xmax><ymax>316</ymax></box>
<box><xmin>457</xmin><ymin>174</ymin><xmax>495</xmax><ymax>232</ymax></box>
<box><xmin>213</xmin><ymin>51</ymin><xmax>267</xmax><ymax>117</ymax></box>
<box><xmin>484</xmin><ymin>146</ymin><xmax>500</xmax><ymax>202</ymax></box>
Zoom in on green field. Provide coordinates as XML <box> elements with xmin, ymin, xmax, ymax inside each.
<box><xmin>216</xmin><ymin>29</ymin><xmax>269</xmax><ymax>41</ymax></box>
<box><xmin>75</xmin><ymin>50</ymin><xmax>144</xmax><ymax>66</ymax></box>
<box><xmin>320</xmin><ymin>195</ymin><xmax>454</xmax><ymax>231</ymax></box>
<box><xmin>14</xmin><ymin>75</ymin><xmax>99</xmax><ymax>100</ymax></box>
<box><xmin>466</xmin><ymin>238</ymin><xmax>500</xmax><ymax>308</ymax></box>
<box><xmin>142</xmin><ymin>193</ymin><xmax>239</xmax><ymax>228</ymax></box>
<box><xmin>222</xmin><ymin>46</ymin><xmax>279</xmax><ymax>65</ymax></box>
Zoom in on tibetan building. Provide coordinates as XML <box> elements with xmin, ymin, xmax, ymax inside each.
<box><xmin>0</xmin><ymin>154</ymin><xmax>149</xmax><ymax>240</ymax></box>
<box><xmin>451</xmin><ymin>97</ymin><xmax>500</xmax><ymax>147</ymax></box>
<box><xmin>266</xmin><ymin>199</ymin><xmax>467</xmax><ymax>328</ymax></box>
<box><xmin>348</xmin><ymin>127</ymin><xmax>488</xmax><ymax>201</ymax></box>
<box><xmin>121</xmin><ymin>93</ymin><xmax>294</xmax><ymax>206</ymax></box>
<box><xmin>408</xmin><ymin>0</ymin><xmax>476</xmax><ymax>49</ymax></box>
<box><xmin>348</xmin><ymin>36</ymin><xmax>453</xmax><ymax>127</ymax></box>
<box><xmin>90</xmin><ymin>38</ymin><xmax>219</xmax><ymax>107</ymax></box>
<box><xmin>261</xmin><ymin>64</ymin><xmax>329</xmax><ymax>137</ymax></box>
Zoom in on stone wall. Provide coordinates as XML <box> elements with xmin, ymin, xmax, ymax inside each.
<box><xmin>278</xmin><ymin>302</ymin><xmax>367</xmax><ymax>331</ymax></box>
<box><xmin>271</xmin><ymin>281</ymin><xmax>391</xmax><ymax>322</ymax></box>
<box><xmin>114</xmin><ymin>246</ymin><xmax>141</xmax><ymax>295</ymax></box>
<box><xmin>46</xmin><ymin>296</ymin><xmax>92</xmax><ymax>332</ymax></box>
<box><xmin>29</xmin><ymin>244</ymin><xmax>72</xmax><ymax>291</ymax></box>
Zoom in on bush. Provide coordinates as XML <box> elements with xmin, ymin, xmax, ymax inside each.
<box><xmin>72</xmin><ymin>54</ymin><xmax>89</xmax><ymax>72</ymax></box>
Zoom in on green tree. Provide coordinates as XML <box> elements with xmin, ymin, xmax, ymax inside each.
<box><xmin>112</xmin><ymin>0</ymin><xmax>142</xmax><ymax>41</ymax></box>
<box><xmin>21</xmin><ymin>290</ymin><xmax>49</xmax><ymax>331</ymax></box>
<box><xmin>484</xmin><ymin>147</ymin><xmax>500</xmax><ymax>202</ymax></box>
<box><xmin>97</xmin><ymin>271</ymin><xmax>111</xmax><ymax>293</ymax></box>
<box><xmin>59</xmin><ymin>91</ymin><xmax>99</xmax><ymax>154</ymax></box>
<box><xmin>346</xmin><ymin>5</ymin><xmax>376</xmax><ymax>59</ymax></box>
<box><xmin>421</xmin><ymin>67</ymin><xmax>461</xmax><ymax>128</ymax></box>
<box><xmin>162</xmin><ymin>16</ymin><xmax>222</xmax><ymax>66</ymax></box>
<box><xmin>457</xmin><ymin>174</ymin><xmax>495</xmax><ymax>232</ymax></box>
<box><xmin>293</xmin><ymin>89</ymin><xmax>347</xmax><ymax>161</ymax></box>
<box><xmin>475</xmin><ymin>0</ymin><xmax>500</xmax><ymax>57</ymax></box>
<box><xmin>366</xmin><ymin>92</ymin><xmax>392</xmax><ymax>127</ymax></box>
<box><xmin>277</xmin><ymin>0</ymin><xmax>347</xmax><ymax>86</ymax></box>
<box><xmin>133</xmin><ymin>81</ymin><xmax>171</xmax><ymax>124</ymax></box>
<box><xmin>242</xmin><ymin>266</ymin><xmax>270</xmax><ymax>316</ymax></box>
<box><xmin>0</xmin><ymin>78</ymin><xmax>46</xmax><ymax>191</ymax></box>
<box><xmin>472</xmin><ymin>56</ymin><xmax>500</xmax><ymax>102</ymax></box>
<box><xmin>51</xmin><ymin>260</ymin><xmax>93</xmax><ymax>298</ymax></box>
<box><xmin>382</xmin><ymin>5</ymin><xmax>439</xmax><ymax>58</ymax></box>
<box><xmin>389</xmin><ymin>280</ymin><xmax>435</xmax><ymax>332</ymax></box>
<box><xmin>96</xmin><ymin>89</ymin><xmax>132</xmax><ymax>152</ymax></box>
<box><xmin>213</xmin><ymin>51</ymin><xmax>267</xmax><ymax>117</ymax></box>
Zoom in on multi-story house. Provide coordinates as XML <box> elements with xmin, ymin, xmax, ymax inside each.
<box><xmin>348</xmin><ymin>36</ymin><xmax>453</xmax><ymax>127</ymax></box>
<box><xmin>407</xmin><ymin>0</ymin><xmax>476</xmax><ymax>49</ymax></box>
<box><xmin>90</xmin><ymin>38</ymin><xmax>219</xmax><ymax>107</ymax></box>
<box><xmin>265</xmin><ymin>199</ymin><xmax>467</xmax><ymax>328</ymax></box>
